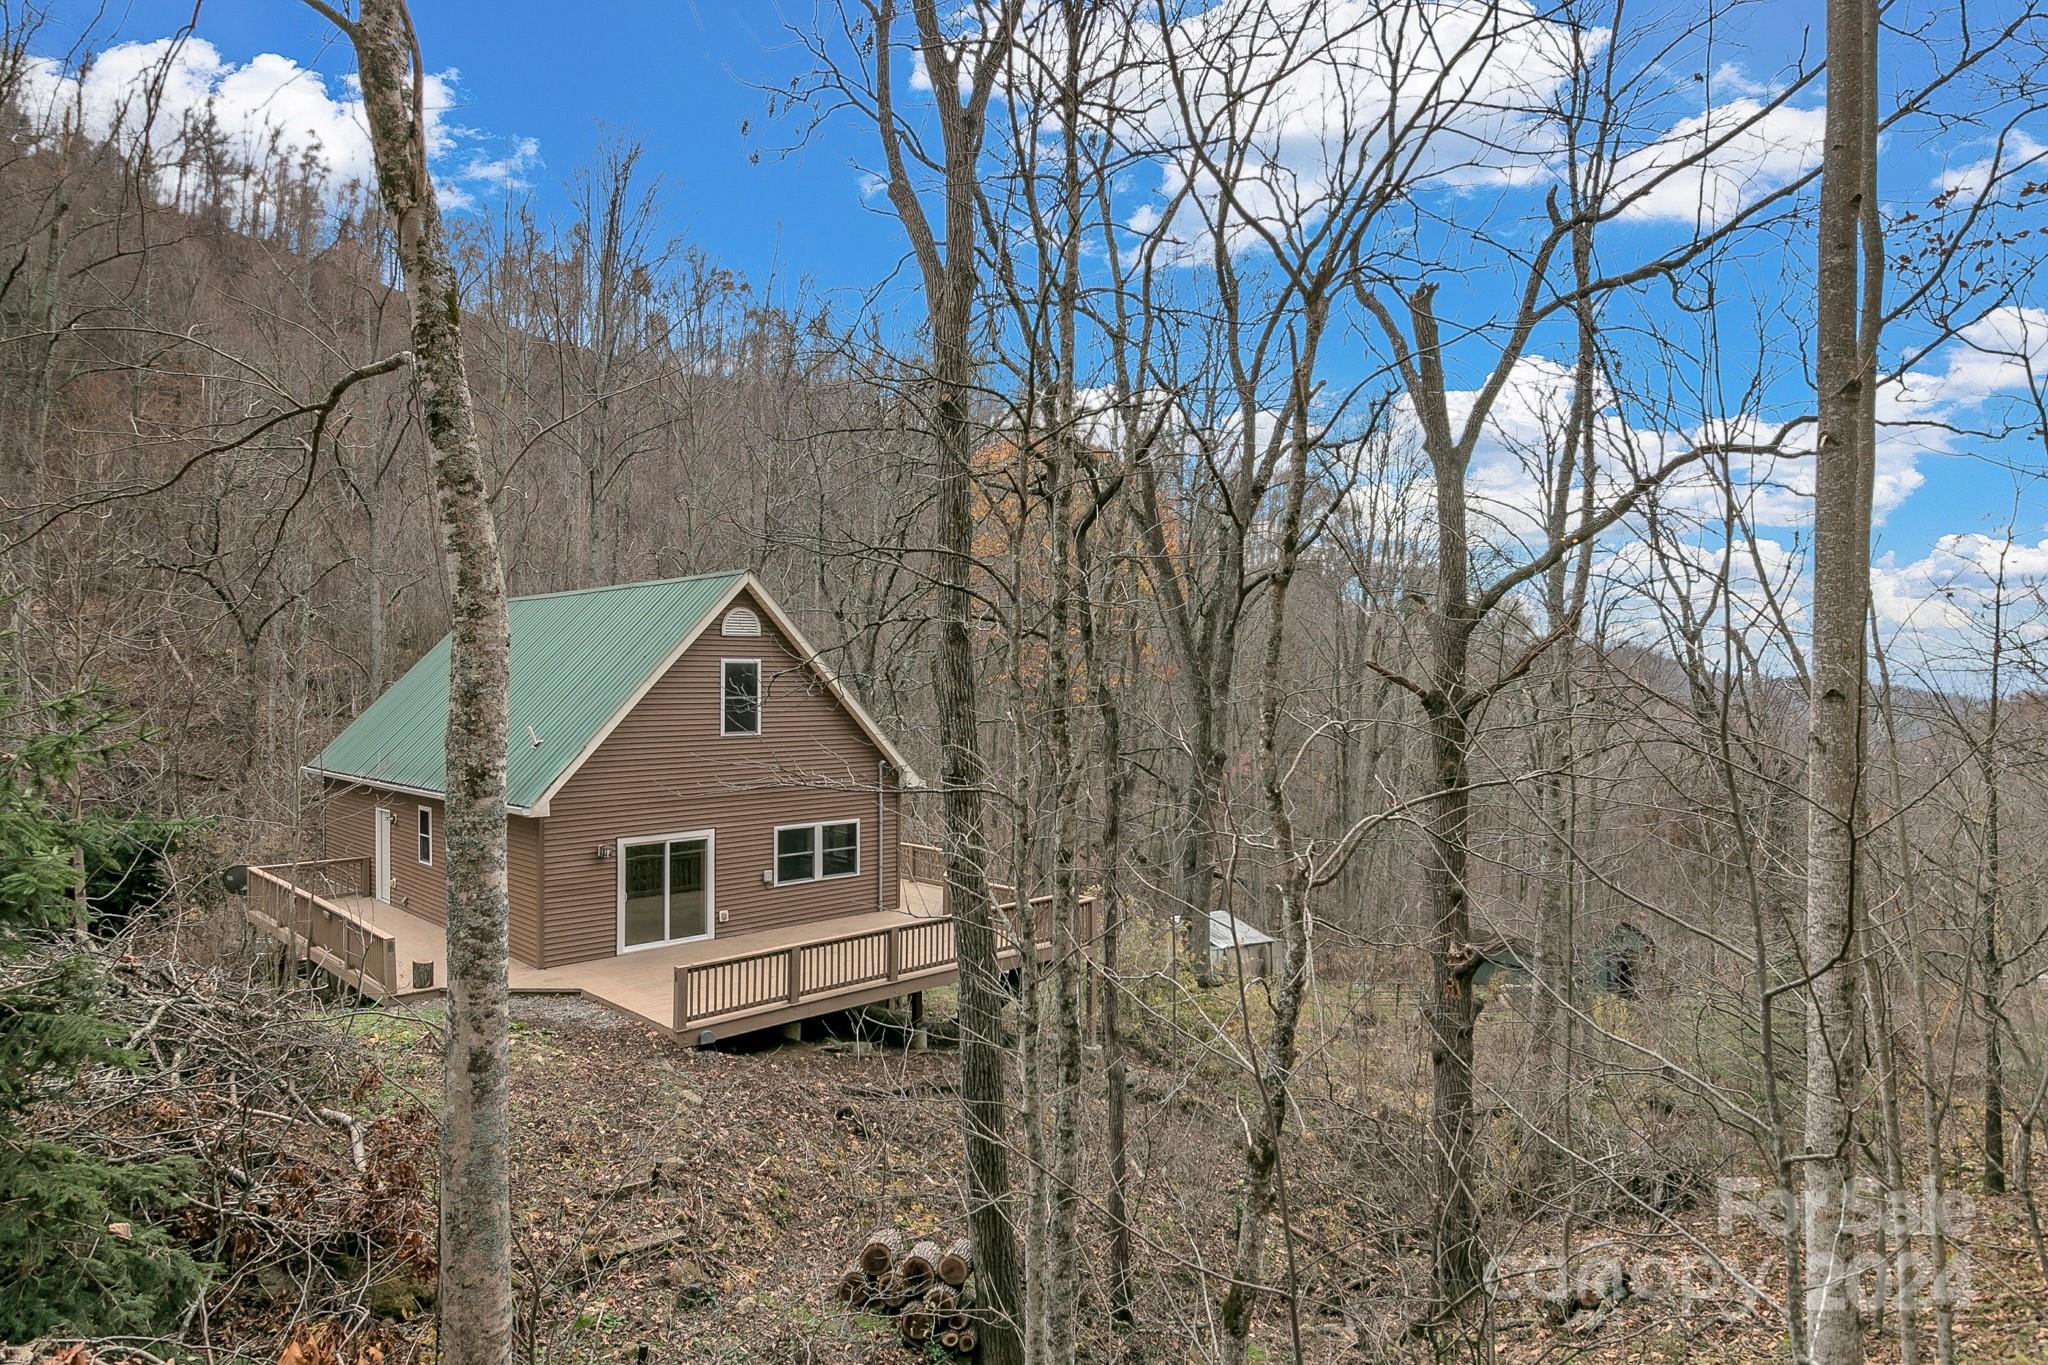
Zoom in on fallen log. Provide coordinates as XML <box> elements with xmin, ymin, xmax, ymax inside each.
<box><xmin>899</xmin><ymin>1306</ymin><xmax>934</xmax><ymax>1344</ymax></box>
<box><xmin>859</xmin><ymin>1227</ymin><xmax>908</xmax><ymax>1277</ymax></box>
<box><xmin>901</xmin><ymin>1238</ymin><xmax>944</xmax><ymax>1293</ymax></box>
<box><xmin>845</xmin><ymin>1078</ymin><xmax>959</xmax><ymax>1099</ymax></box>
<box><xmin>583</xmin><ymin>1228</ymin><xmax>694</xmax><ymax>1268</ymax></box>
<box><xmin>923</xmin><ymin>1284</ymin><xmax>958</xmax><ymax>1315</ymax></box>
<box><xmin>833</xmin><ymin>1266</ymin><xmax>868</xmax><ymax>1303</ymax></box>
<box><xmin>607</xmin><ymin>1156</ymin><xmax>689</xmax><ymax>1202</ymax></box>
<box><xmin>954</xmin><ymin>1325</ymin><xmax>978</xmax><ymax>1354</ymax></box>
<box><xmin>938</xmin><ymin>1328</ymin><xmax>960</xmax><ymax>1350</ymax></box>
<box><xmin>937</xmin><ymin>1235</ymin><xmax>973</xmax><ymax>1287</ymax></box>
<box><xmin>879</xmin><ymin>1271</ymin><xmax>913</xmax><ymax>1312</ymax></box>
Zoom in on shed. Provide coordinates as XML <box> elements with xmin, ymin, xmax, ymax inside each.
<box><xmin>1593</xmin><ymin>922</ymin><xmax>1653</xmax><ymax>998</ymax></box>
<box><xmin>1206</xmin><ymin>909</ymin><xmax>1279</xmax><ymax>980</ymax></box>
<box><xmin>1472</xmin><ymin>941</ymin><xmax>1532</xmax><ymax>988</ymax></box>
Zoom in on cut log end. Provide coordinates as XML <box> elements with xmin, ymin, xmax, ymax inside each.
<box><xmin>901</xmin><ymin>1238</ymin><xmax>944</xmax><ymax>1293</ymax></box>
<box><xmin>937</xmin><ymin>1235</ymin><xmax>973</xmax><ymax>1287</ymax></box>
<box><xmin>833</xmin><ymin>1266</ymin><xmax>874</xmax><ymax>1305</ymax></box>
<box><xmin>858</xmin><ymin>1226</ymin><xmax>908</xmax><ymax>1277</ymax></box>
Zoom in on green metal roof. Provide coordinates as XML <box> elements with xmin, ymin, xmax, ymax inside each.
<box><xmin>310</xmin><ymin>571</ymin><xmax>745</xmax><ymax>811</ymax></box>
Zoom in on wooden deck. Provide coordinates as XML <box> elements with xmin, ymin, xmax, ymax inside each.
<box><xmin>243</xmin><ymin>852</ymin><xmax>1088</xmax><ymax>1042</ymax></box>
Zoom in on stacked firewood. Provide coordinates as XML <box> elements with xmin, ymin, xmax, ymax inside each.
<box><xmin>834</xmin><ymin>1227</ymin><xmax>981</xmax><ymax>1357</ymax></box>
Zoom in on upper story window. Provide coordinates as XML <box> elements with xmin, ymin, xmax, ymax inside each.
<box><xmin>417</xmin><ymin>805</ymin><xmax>433</xmax><ymax>865</ymax></box>
<box><xmin>722</xmin><ymin>659</ymin><xmax>762</xmax><ymax>736</ymax></box>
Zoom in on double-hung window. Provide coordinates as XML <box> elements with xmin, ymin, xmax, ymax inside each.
<box><xmin>774</xmin><ymin>819</ymin><xmax>859</xmax><ymax>885</ymax></box>
<box><xmin>417</xmin><ymin>806</ymin><xmax>433</xmax><ymax>865</ymax></box>
<box><xmin>722</xmin><ymin>659</ymin><xmax>761</xmax><ymax>736</ymax></box>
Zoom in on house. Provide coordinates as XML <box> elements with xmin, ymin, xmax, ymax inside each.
<box><xmin>240</xmin><ymin>572</ymin><xmax>1092</xmax><ymax>1041</ymax></box>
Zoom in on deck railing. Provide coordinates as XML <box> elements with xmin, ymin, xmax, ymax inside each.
<box><xmin>255</xmin><ymin>855</ymin><xmax>371</xmax><ymax>900</ymax></box>
<box><xmin>896</xmin><ymin>843</ymin><xmax>1018</xmax><ymax>903</ymax></box>
<box><xmin>673</xmin><ymin>891</ymin><xmax>1096</xmax><ymax>1033</ymax></box>
<box><xmin>902</xmin><ymin>840</ymin><xmax>946</xmax><ymax>886</ymax></box>
<box><xmin>245</xmin><ymin>861</ymin><xmax>399</xmax><ymax>997</ymax></box>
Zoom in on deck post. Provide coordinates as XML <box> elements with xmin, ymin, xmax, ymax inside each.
<box><xmin>886</xmin><ymin>927</ymin><xmax>900</xmax><ymax>982</ymax></box>
<box><xmin>908</xmin><ymin>990</ymin><xmax>927</xmax><ymax>1053</ymax></box>
<box><xmin>786</xmin><ymin>944</ymin><xmax>802</xmax><ymax>1005</ymax></box>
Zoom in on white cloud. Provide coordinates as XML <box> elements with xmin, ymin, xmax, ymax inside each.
<box><xmin>916</xmin><ymin>0</ymin><xmax>1596</xmax><ymax>257</ymax></box>
<box><xmin>1133</xmin><ymin>0</ymin><xmax>1595</xmax><ymax>252</ymax></box>
<box><xmin>1421</xmin><ymin>353</ymin><xmax>1675</xmax><ymax>549</ymax></box>
<box><xmin>1616</xmin><ymin>307</ymin><xmax>2048</xmax><ymax>542</ymax></box>
<box><xmin>1933</xmin><ymin>129</ymin><xmax>2048</xmax><ymax>200</ymax></box>
<box><xmin>1593</xmin><ymin>529</ymin><xmax>1809</xmax><ymax>659</ymax></box>
<box><xmin>1609</xmin><ymin>98</ymin><xmax>1825</xmax><ymax>227</ymax></box>
<box><xmin>1704</xmin><ymin>62</ymin><xmax>1777</xmax><ymax>101</ymax></box>
<box><xmin>459</xmin><ymin>136</ymin><xmax>541</xmax><ymax>192</ymax></box>
<box><xmin>20</xmin><ymin>37</ymin><xmax>535</xmax><ymax>216</ymax></box>
<box><xmin>913</xmin><ymin>2</ymin><xmax>1826</xmax><ymax>257</ymax></box>
<box><xmin>1871</xmin><ymin>535</ymin><xmax>2048</xmax><ymax>680</ymax></box>
<box><xmin>1899</xmin><ymin>306</ymin><xmax>2048</xmax><ymax>408</ymax></box>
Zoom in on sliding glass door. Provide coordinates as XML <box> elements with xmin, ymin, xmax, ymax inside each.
<box><xmin>619</xmin><ymin>831</ymin><xmax>713</xmax><ymax>950</ymax></box>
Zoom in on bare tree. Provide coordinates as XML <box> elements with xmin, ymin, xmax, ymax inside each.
<box><xmin>1802</xmin><ymin>0</ymin><xmax>1880</xmax><ymax>1353</ymax></box>
<box><xmin>801</xmin><ymin>4</ymin><xmax>1031</xmax><ymax>1360</ymax></box>
<box><xmin>304</xmin><ymin>3</ymin><xmax>515</xmax><ymax>1360</ymax></box>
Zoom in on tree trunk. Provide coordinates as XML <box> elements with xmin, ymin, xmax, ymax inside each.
<box><xmin>329</xmin><ymin>4</ymin><xmax>515</xmax><ymax>1361</ymax></box>
<box><xmin>1218</xmin><ymin>406</ymin><xmax>1317</xmax><ymax>1365</ymax></box>
<box><xmin>1804</xmin><ymin>0</ymin><xmax>1879</xmax><ymax>1352</ymax></box>
<box><xmin>1421</xmin><ymin>678</ymin><xmax>1483</xmax><ymax>1319</ymax></box>
<box><xmin>366</xmin><ymin>490</ymin><xmax>388</xmax><ymax>696</ymax></box>
<box><xmin>1526</xmin><ymin>206</ymin><xmax>1598</xmax><ymax>1185</ymax></box>
<box><xmin>1081</xmin><ymin>545</ymin><xmax>1137</xmax><ymax>1329</ymax></box>
<box><xmin>864</xmin><ymin>7</ymin><xmax>1029</xmax><ymax>1359</ymax></box>
<box><xmin>1980</xmin><ymin>579</ymin><xmax>2007</xmax><ymax>1194</ymax></box>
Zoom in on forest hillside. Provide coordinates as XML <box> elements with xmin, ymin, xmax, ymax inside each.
<box><xmin>5</xmin><ymin>2</ymin><xmax>2048</xmax><ymax>1363</ymax></box>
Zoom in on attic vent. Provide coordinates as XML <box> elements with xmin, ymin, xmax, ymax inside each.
<box><xmin>721</xmin><ymin>606</ymin><xmax>762</xmax><ymax>637</ymax></box>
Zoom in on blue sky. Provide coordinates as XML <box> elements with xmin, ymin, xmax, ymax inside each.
<box><xmin>28</xmin><ymin>1</ymin><xmax>2048</xmax><ymax>664</ymax></box>
<box><xmin>131</xmin><ymin>1</ymin><xmax>908</xmax><ymax>309</ymax></box>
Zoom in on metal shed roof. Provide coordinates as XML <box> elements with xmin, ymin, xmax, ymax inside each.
<box><xmin>305</xmin><ymin>572</ymin><xmax>920</xmax><ymax>814</ymax></box>
<box><xmin>1207</xmin><ymin>909</ymin><xmax>1278</xmax><ymax>950</ymax></box>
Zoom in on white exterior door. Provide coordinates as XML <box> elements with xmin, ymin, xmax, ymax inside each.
<box><xmin>374</xmin><ymin>807</ymin><xmax>394</xmax><ymax>902</ymax></box>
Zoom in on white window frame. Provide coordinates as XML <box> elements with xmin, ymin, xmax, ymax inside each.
<box><xmin>720</xmin><ymin>657</ymin><xmax>763</xmax><ymax>737</ymax></box>
<box><xmin>772</xmin><ymin>818</ymin><xmax>860</xmax><ymax>886</ymax></box>
<box><xmin>614</xmin><ymin>828</ymin><xmax>717</xmax><ymax>954</ymax></box>
<box><xmin>417</xmin><ymin>804</ymin><xmax>433</xmax><ymax>866</ymax></box>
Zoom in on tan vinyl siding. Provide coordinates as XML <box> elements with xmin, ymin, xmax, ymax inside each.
<box><xmin>321</xmin><ymin>780</ymin><xmax>544</xmax><ymax>966</ymax></box>
<box><xmin>507</xmin><ymin>815</ymin><xmax>545</xmax><ymax>967</ymax></box>
<box><xmin>541</xmin><ymin>588</ymin><xmax>901</xmax><ymax>967</ymax></box>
